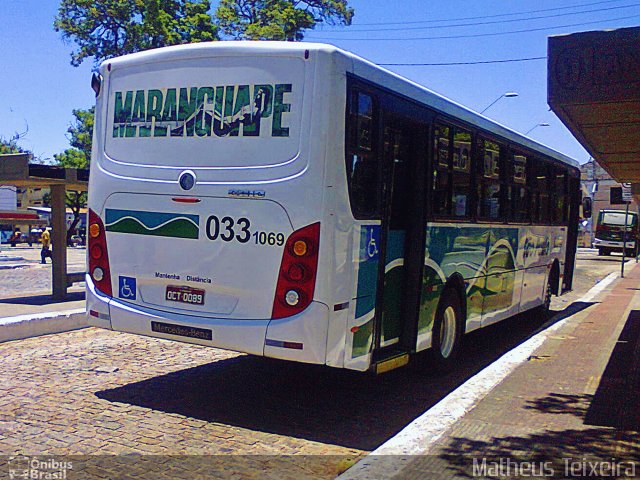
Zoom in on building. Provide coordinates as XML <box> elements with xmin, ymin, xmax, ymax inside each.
<box><xmin>16</xmin><ymin>186</ymin><xmax>48</xmax><ymax>209</ymax></box>
<box><xmin>27</xmin><ymin>206</ymin><xmax>87</xmax><ymax>235</ymax></box>
<box><xmin>0</xmin><ymin>185</ymin><xmax>17</xmax><ymax>210</ymax></box>
<box><xmin>580</xmin><ymin>159</ymin><xmax>638</xmax><ymax>247</ymax></box>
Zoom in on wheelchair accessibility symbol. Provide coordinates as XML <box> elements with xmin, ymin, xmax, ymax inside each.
<box><xmin>361</xmin><ymin>225</ymin><xmax>380</xmax><ymax>261</ymax></box>
<box><xmin>367</xmin><ymin>228</ymin><xmax>379</xmax><ymax>258</ymax></box>
<box><xmin>119</xmin><ymin>276</ymin><xmax>137</xmax><ymax>300</ymax></box>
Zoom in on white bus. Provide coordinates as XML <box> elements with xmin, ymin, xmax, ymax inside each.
<box><xmin>87</xmin><ymin>42</ymin><xmax>581</xmax><ymax>373</ymax></box>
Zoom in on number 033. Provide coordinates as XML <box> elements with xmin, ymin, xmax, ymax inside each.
<box><xmin>205</xmin><ymin>215</ymin><xmax>285</xmax><ymax>246</ymax></box>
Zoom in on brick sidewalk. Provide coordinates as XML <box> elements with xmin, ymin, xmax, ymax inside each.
<box><xmin>397</xmin><ymin>264</ymin><xmax>640</xmax><ymax>478</ymax></box>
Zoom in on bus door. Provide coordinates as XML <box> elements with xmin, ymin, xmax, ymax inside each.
<box><xmin>374</xmin><ymin>116</ymin><xmax>426</xmax><ymax>355</ymax></box>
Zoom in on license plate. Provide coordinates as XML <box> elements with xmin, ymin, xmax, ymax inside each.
<box><xmin>166</xmin><ymin>285</ymin><xmax>205</xmax><ymax>305</ymax></box>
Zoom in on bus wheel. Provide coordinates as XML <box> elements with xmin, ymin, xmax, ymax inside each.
<box><xmin>540</xmin><ymin>264</ymin><xmax>558</xmax><ymax>316</ymax></box>
<box><xmin>432</xmin><ymin>289</ymin><xmax>464</xmax><ymax>371</ymax></box>
<box><xmin>542</xmin><ymin>276</ymin><xmax>552</xmax><ymax>313</ymax></box>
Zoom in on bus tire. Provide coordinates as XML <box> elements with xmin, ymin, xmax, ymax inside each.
<box><xmin>541</xmin><ymin>275</ymin><xmax>553</xmax><ymax>314</ymax></box>
<box><xmin>431</xmin><ymin>288</ymin><xmax>464</xmax><ymax>372</ymax></box>
<box><xmin>540</xmin><ymin>264</ymin><xmax>558</xmax><ymax>316</ymax></box>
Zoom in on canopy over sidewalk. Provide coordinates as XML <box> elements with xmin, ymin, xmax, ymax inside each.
<box><xmin>548</xmin><ymin>26</ymin><xmax>640</xmax><ymax>196</ymax></box>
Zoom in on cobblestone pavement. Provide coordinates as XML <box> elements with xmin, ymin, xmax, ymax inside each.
<box><xmin>0</xmin><ymin>249</ymin><xmax>628</xmax><ymax>479</ymax></box>
<box><xmin>0</xmin><ymin>328</ymin><xmax>363</xmax><ymax>478</ymax></box>
<box><xmin>0</xmin><ymin>246</ymin><xmax>86</xmax><ymax>298</ymax></box>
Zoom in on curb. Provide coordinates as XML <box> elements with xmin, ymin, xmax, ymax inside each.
<box><xmin>0</xmin><ymin>308</ymin><xmax>87</xmax><ymax>343</ymax></box>
<box><xmin>0</xmin><ymin>263</ymin><xmax>33</xmax><ymax>270</ymax></box>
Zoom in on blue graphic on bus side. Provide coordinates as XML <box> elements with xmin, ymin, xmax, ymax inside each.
<box><xmin>355</xmin><ymin>225</ymin><xmax>381</xmax><ymax>319</ymax></box>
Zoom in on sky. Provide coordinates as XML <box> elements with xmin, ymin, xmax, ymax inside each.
<box><xmin>0</xmin><ymin>0</ymin><xmax>639</xmax><ymax>163</ymax></box>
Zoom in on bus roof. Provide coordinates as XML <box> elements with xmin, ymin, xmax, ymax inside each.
<box><xmin>102</xmin><ymin>41</ymin><xmax>579</xmax><ymax>170</ymax></box>
<box><xmin>600</xmin><ymin>209</ymin><xmax>638</xmax><ymax>214</ymax></box>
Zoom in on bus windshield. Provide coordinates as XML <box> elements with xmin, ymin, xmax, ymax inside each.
<box><xmin>601</xmin><ymin>212</ymin><xmax>637</xmax><ymax>226</ymax></box>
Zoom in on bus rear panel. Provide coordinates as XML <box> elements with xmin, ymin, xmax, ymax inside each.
<box><xmin>87</xmin><ymin>43</ymin><xmax>343</xmax><ymax>366</ymax></box>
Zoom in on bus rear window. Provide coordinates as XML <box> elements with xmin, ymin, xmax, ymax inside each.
<box><xmin>601</xmin><ymin>212</ymin><xmax>637</xmax><ymax>226</ymax></box>
<box><xmin>104</xmin><ymin>57</ymin><xmax>304</xmax><ymax>168</ymax></box>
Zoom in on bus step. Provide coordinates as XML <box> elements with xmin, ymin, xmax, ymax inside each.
<box><xmin>375</xmin><ymin>353</ymin><xmax>410</xmax><ymax>374</ymax></box>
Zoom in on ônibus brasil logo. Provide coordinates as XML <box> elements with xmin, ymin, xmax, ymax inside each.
<box><xmin>112</xmin><ymin>83</ymin><xmax>292</xmax><ymax>139</ymax></box>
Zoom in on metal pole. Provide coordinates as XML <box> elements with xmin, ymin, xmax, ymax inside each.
<box><xmin>622</xmin><ymin>202</ymin><xmax>629</xmax><ymax>278</ymax></box>
<box><xmin>51</xmin><ymin>184</ymin><xmax>68</xmax><ymax>300</ymax></box>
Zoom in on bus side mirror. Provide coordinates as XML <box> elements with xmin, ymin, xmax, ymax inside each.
<box><xmin>582</xmin><ymin>197</ymin><xmax>592</xmax><ymax>219</ymax></box>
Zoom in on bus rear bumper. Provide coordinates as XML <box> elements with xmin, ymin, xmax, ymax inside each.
<box><xmin>264</xmin><ymin>302</ymin><xmax>329</xmax><ymax>364</ymax></box>
<box><xmin>86</xmin><ymin>275</ymin><xmax>113</xmax><ymax>330</ymax></box>
<box><xmin>593</xmin><ymin>239</ymin><xmax>635</xmax><ymax>249</ymax></box>
<box><xmin>86</xmin><ymin>282</ymin><xmax>329</xmax><ymax>365</ymax></box>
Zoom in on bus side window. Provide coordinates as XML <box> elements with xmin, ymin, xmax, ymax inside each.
<box><xmin>535</xmin><ymin>162</ymin><xmax>551</xmax><ymax>224</ymax></box>
<box><xmin>356</xmin><ymin>93</ymin><xmax>373</xmax><ymax>151</ymax></box>
<box><xmin>432</xmin><ymin>124</ymin><xmax>451</xmax><ymax>216</ymax></box>
<box><xmin>452</xmin><ymin>127</ymin><xmax>472</xmax><ymax>217</ymax></box>
<box><xmin>478</xmin><ymin>138</ymin><xmax>502</xmax><ymax>220</ymax></box>
<box><xmin>553</xmin><ymin>168</ymin><xmax>567</xmax><ymax>224</ymax></box>
<box><xmin>510</xmin><ymin>151</ymin><xmax>530</xmax><ymax>223</ymax></box>
<box><xmin>346</xmin><ymin>91</ymin><xmax>379</xmax><ymax>218</ymax></box>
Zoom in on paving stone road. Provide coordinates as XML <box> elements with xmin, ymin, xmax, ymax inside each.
<box><xmin>0</xmin><ymin>328</ymin><xmax>362</xmax><ymax>478</ymax></box>
<box><xmin>0</xmin><ymin>246</ymin><xmax>86</xmax><ymax>298</ymax></box>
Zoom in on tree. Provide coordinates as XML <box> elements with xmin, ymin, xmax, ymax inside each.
<box><xmin>54</xmin><ymin>108</ymin><xmax>95</xmax><ymax>244</ymax></box>
<box><xmin>54</xmin><ymin>107</ymin><xmax>94</xmax><ymax>169</ymax></box>
<box><xmin>0</xmin><ymin>138</ymin><xmax>26</xmax><ymax>155</ymax></box>
<box><xmin>64</xmin><ymin>190</ymin><xmax>87</xmax><ymax>244</ymax></box>
<box><xmin>54</xmin><ymin>0</ymin><xmax>219</xmax><ymax>68</ymax></box>
<box><xmin>216</xmin><ymin>0</ymin><xmax>353</xmax><ymax>41</ymax></box>
<box><xmin>0</xmin><ymin>126</ymin><xmax>30</xmax><ymax>155</ymax></box>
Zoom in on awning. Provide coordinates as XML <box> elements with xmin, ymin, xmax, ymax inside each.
<box><xmin>0</xmin><ymin>211</ymin><xmax>48</xmax><ymax>226</ymax></box>
<box><xmin>548</xmin><ymin>26</ymin><xmax>640</xmax><ymax>183</ymax></box>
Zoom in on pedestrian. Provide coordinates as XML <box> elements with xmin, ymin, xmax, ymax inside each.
<box><xmin>41</xmin><ymin>228</ymin><xmax>52</xmax><ymax>264</ymax></box>
<box><xmin>9</xmin><ymin>230</ymin><xmax>20</xmax><ymax>247</ymax></box>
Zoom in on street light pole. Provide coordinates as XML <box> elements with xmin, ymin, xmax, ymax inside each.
<box><xmin>480</xmin><ymin>92</ymin><xmax>519</xmax><ymax>114</ymax></box>
<box><xmin>525</xmin><ymin>122</ymin><xmax>550</xmax><ymax>135</ymax></box>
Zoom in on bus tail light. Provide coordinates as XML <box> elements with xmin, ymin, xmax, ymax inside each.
<box><xmin>272</xmin><ymin>222</ymin><xmax>320</xmax><ymax>319</ymax></box>
<box><xmin>88</xmin><ymin>209</ymin><xmax>112</xmax><ymax>297</ymax></box>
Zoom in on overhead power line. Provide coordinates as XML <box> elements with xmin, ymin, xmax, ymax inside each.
<box><xmin>328</xmin><ymin>0</ymin><xmax>628</xmax><ymax>27</ymax></box>
<box><xmin>306</xmin><ymin>14</ymin><xmax>640</xmax><ymax>41</ymax></box>
<box><xmin>311</xmin><ymin>3</ymin><xmax>640</xmax><ymax>33</ymax></box>
<box><xmin>378</xmin><ymin>57</ymin><xmax>547</xmax><ymax>66</ymax></box>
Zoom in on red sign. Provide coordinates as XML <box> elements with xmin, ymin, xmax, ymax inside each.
<box><xmin>0</xmin><ymin>212</ymin><xmax>40</xmax><ymax>221</ymax></box>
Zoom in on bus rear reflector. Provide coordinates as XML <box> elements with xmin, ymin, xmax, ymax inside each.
<box><xmin>88</xmin><ymin>209</ymin><xmax>112</xmax><ymax>297</ymax></box>
<box><xmin>271</xmin><ymin>222</ymin><xmax>320</xmax><ymax>319</ymax></box>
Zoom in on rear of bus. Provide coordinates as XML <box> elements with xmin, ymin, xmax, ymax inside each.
<box><xmin>594</xmin><ymin>209</ymin><xmax>639</xmax><ymax>256</ymax></box>
<box><xmin>86</xmin><ymin>42</ymin><xmax>343</xmax><ymax>365</ymax></box>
